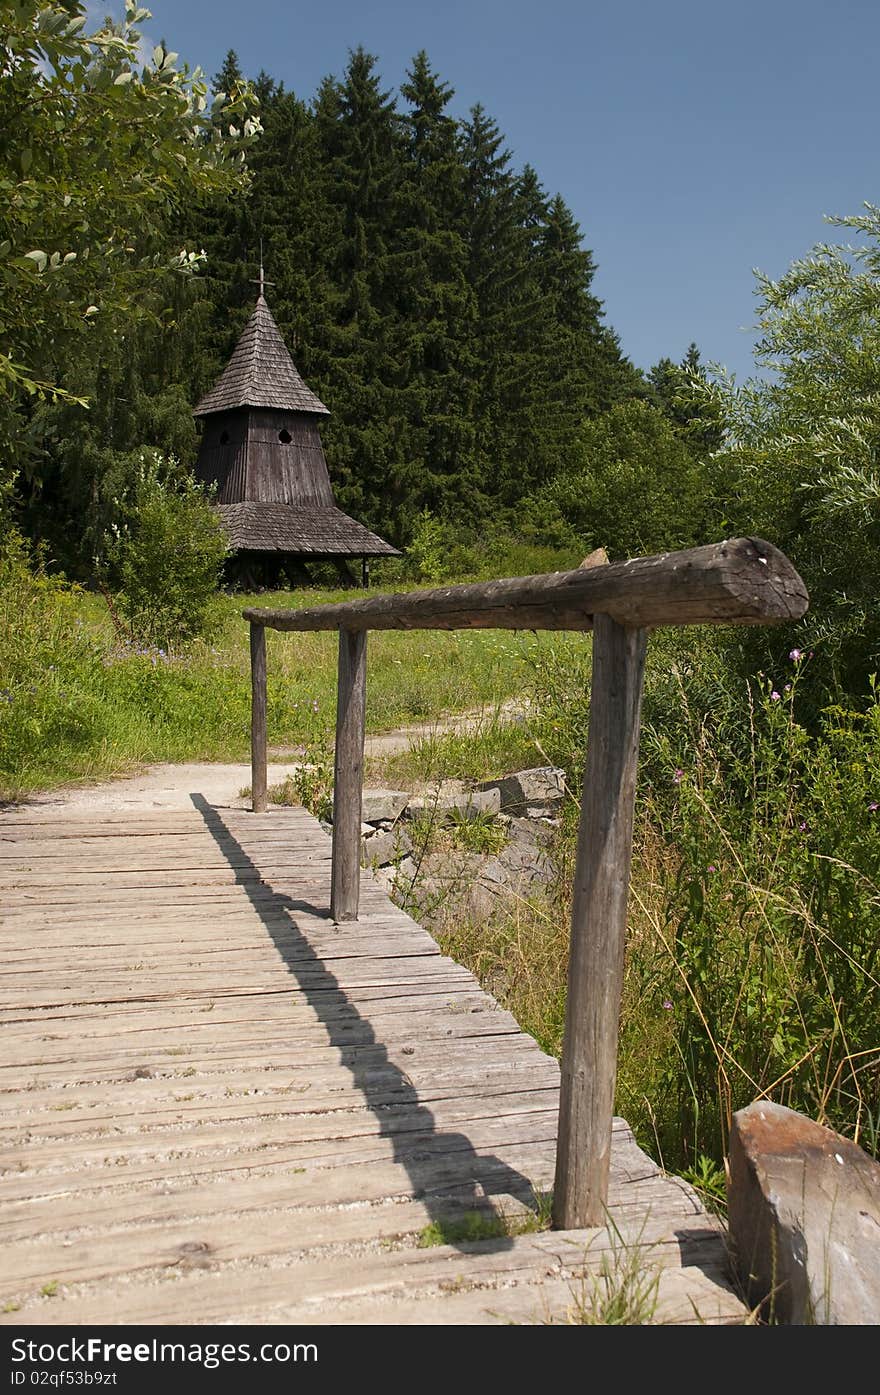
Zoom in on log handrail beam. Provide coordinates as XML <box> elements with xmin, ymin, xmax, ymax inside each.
<box><xmin>243</xmin><ymin>537</ymin><xmax>807</xmax><ymax>635</ymax></box>
<box><xmin>244</xmin><ymin>535</ymin><xmax>808</xmax><ymax>1229</ymax></box>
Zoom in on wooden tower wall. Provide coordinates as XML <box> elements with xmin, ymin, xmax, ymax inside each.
<box><xmin>195</xmin><ymin>409</ymin><xmax>249</xmax><ymax>502</ymax></box>
<box><xmin>244</xmin><ymin>411</ymin><xmax>334</xmax><ymax>506</ymax></box>
<box><xmin>196</xmin><ymin>410</ymin><xmax>334</xmax><ymax>508</ymax></box>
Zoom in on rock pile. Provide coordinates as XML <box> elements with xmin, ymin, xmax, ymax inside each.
<box><xmin>352</xmin><ymin>767</ymin><xmax>567</xmax><ymax>919</ymax></box>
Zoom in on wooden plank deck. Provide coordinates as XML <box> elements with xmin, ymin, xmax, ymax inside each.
<box><xmin>0</xmin><ymin>791</ymin><xmax>746</xmax><ymax>1325</ymax></box>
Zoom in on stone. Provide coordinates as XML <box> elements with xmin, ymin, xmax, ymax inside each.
<box><xmin>361</xmin><ymin>826</ymin><xmax>413</xmax><ymax>868</ymax></box>
<box><xmin>359</xmin><ymin>788</ymin><xmax>410</xmax><ymax>823</ymax></box>
<box><xmin>416</xmin><ymin>849</ymin><xmax>483</xmax><ymax>887</ymax></box>
<box><xmin>498</xmin><ymin>836</ymin><xmax>554</xmax><ymax>884</ymax></box>
<box><xmin>370</xmin><ymin>866</ymin><xmax>396</xmax><ymax>897</ymax></box>
<box><xmin>404</xmin><ymin>779</ymin><xmax>466</xmax><ymax>817</ymax></box>
<box><xmin>391</xmin><ymin>856</ymin><xmax>419</xmax><ymax>895</ymax></box>
<box><xmin>727</xmin><ymin>1101</ymin><xmax>880</xmax><ymax>1324</ymax></box>
<box><xmin>456</xmin><ymin>787</ymin><xmax>502</xmax><ymax>819</ymax></box>
<box><xmin>476</xmin><ymin>766</ymin><xmax>566</xmax><ymax>817</ymax></box>
<box><xmin>404</xmin><ymin>781</ymin><xmax>500</xmax><ymax>820</ymax></box>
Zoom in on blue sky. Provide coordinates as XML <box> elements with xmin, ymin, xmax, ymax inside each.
<box><xmin>110</xmin><ymin>1</ymin><xmax>879</xmax><ymax>383</ymax></box>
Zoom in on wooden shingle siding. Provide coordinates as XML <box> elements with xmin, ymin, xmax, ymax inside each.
<box><xmin>195</xmin><ymin>410</ymin><xmax>249</xmax><ymax>502</ymax></box>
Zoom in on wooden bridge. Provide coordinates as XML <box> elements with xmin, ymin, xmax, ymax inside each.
<box><xmin>0</xmin><ymin>540</ymin><xmax>808</xmax><ymax>1325</ymax></box>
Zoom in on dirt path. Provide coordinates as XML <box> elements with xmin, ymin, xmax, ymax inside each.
<box><xmin>13</xmin><ymin>701</ymin><xmax>525</xmax><ymax>815</ymax></box>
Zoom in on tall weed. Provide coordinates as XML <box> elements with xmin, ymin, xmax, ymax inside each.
<box><xmin>424</xmin><ymin>635</ymin><xmax>880</xmax><ymax>1176</ymax></box>
<box><xmin>631</xmin><ymin>661</ymin><xmax>880</xmax><ymax>1165</ymax></box>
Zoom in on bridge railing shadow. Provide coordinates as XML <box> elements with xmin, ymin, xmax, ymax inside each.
<box><xmin>191</xmin><ymin>793</ymin><xmax>544</xmax><ymax>1252</ymax></box>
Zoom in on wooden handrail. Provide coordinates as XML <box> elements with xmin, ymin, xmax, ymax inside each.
<box><xmin>243</xmin><ymin>537</ymin><xmax>807</xmax><ymax>634</ymax></box>
<box><xmin>243</xmin><ymin>536</ymin><xmax>808</xmax><ymax>1230</ymax></box>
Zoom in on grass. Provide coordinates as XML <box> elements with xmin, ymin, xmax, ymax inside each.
<box><xmin>406</xmin><ymin>659</ymin><xmax>880</xmax><ymax>1186</ymax></box>
<box><xmin>429</xmin><ymin>884</ymin><xmax>569</xmax><ymax>1056</ymax></box>
<box><xmin>374</xmin><ymin>635</ymin><xmax>880</xmax><ymax>1192</ymax></box>
<box><xmin>0</xmin><ymin>569</ymin><xmax>555</xmax><ymax>799</ymax></box>
<box><xmin>417</xmin><ymin>1192</ymin><xmax>553</xmax><ymax>1247</ymax></box>
<box><xmin>445</xmin><ymin>807</ymin><xmax>509</xmax><ymax>855</ymax></box>
<box><xmin>401</xmin><ymin>804</ymin><xmax>510</xmax><ymax>863</ymax></box>
<box><xmin>679</xmin><ymin>1155</ymin><xmax>729</xmax><ymax>1217</ymax></box>
<box><xmin>378</xmin><ymin>710</ymin><xmax>541</xmax><ymax>788</ymax></box>
<box><xmin>554</xmin><ymin>1221</ymin><xmax>664</xmax><ymax>1326</ymax></box>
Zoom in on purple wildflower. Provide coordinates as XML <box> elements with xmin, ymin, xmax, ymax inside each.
<box><xmin>673</xmin><ymin>769</ymin><xmax>684</xmax><ymax>784</ymax></box>
<box><xmin>771</xmin><ymin>690</ymin><xmax>781</xmax><ymax>701</ymax></box>
<box><xmin>708</xmin><ymin>864</ymin><xmax>716</xmax><ymax>873</ymax></box>
<box><xmin>869</xmin><ymin>802</ymin><xmax>879</xmax><ymax>812</ymax></box>
<box><xmin>662</xmin><ymin>1000</ymin><xmax>673</xmax><ymax>1011</ymax></box>
<box><xmin>789</xmin><ymin>648</ymin><xmax>802</xmax><ymax>662</ymax></box>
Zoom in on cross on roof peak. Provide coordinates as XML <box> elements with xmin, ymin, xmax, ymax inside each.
<box><xmin>249</xmin><ymin>240</ymin><xmax>275</xmax><ymax>299</ymax></box>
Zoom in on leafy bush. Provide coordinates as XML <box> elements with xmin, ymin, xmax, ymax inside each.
<box><xmin>707</xmin><ymin>205</ymin><xmax>880</xmax><ymax>707</ymax></box>
<box><xmin>405</xmin><ymin>509</ymin><xmax>449</xmax><ymax>582</ymax></box>
<box><xmin>108</xmin><ymin>454</ymin><xmax>227</xmax><ymax>649</ymax></box>
<box><xmin>0</xmin><ymin>0</ymin><xmax>258</xmax><ymax>486</ymax></box>
<box><xmin>541</xmin><ymin>400</ymin><xmax>710</xmax><ymax>559</ymax></box>
<box><xmin>272</xmin><ymin>758</ymin><xmax>334</xmax><ymax>823</ymax></box>
<box><xmin>401</xmin><ymin>510</ymin><xmax>582</xmax><ymax>585</ymax></box>
<box><xmin>0</xmin><ymin>529</ymin><xmax>115</xmax><ymax>787</ymax></box>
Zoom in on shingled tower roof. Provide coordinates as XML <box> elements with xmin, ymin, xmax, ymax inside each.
<box><xmin>193</xmin><ymin>285</ymin><xmax>400</xmax><ymax>570</ymax></box>
<box><xmin>194</xmin><ymin>295</ymin><xmax>329</xmax><ymax>418</ymax></box>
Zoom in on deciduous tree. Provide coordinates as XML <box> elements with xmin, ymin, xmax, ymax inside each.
<box><xmin>0</xmin><ymin>0</ymin><xmax>258</xmax><ymax>487</ymax></box>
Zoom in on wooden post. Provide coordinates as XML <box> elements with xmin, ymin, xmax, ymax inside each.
<box><xmin>250</xmin><ymin>622</ymin><xmax>268</xmax><ymax>814</ymax></box>
<box><xmin>330</xmin><ymin>627</ymin><xmax>367</xmax><ymax>922</ymax></box>
<box><xmin>553</xmin><ymin>614</ymin><xmax>648</xmax><ymax>1229</ymax></box>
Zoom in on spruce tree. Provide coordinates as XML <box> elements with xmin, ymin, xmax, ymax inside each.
<box><xmin>459</xmin><ymin>104</ymin><xmax>535</xmax><ymax>513</ymax></box>
<box><xmin>390</xmin><ymin>52</ymin><xmax>474</xmax><ymax>523</ymax></box>
<box><xmin>649</xmin><ymin>344</ymin><xmax>725</xmax><ymax>455</ymax></box>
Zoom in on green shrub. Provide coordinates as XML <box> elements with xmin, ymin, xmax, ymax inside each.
<box><xmin>405</xmin><ymin>509</ymin><xmax>449</xmax><ymax>582</ymax></box>
<box><xmin>108</xmin><ymin>454</ymin><xmax>227</xmax><ymax>650</ymax></box>
<box><xmin>270</xmin><ymin>758</ymin><xmax>334</xmax><ymax>823</ymax></box>
<box><xmin>637</xmin><ymin>667</ymin><xmax>880</xmax><ymax>1166</ymax></box>
<box><xmin>540</xmin><ymin>400</ymin><xmax>710</xmax><ymax>559</ymax></box>
<box><xmin>0</xmin><ymin>530</ymin><xmax>107</xmax><ymax>791</ymax></box>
